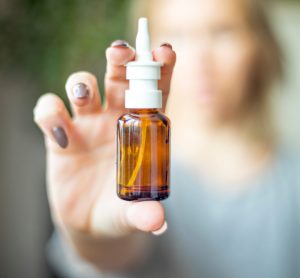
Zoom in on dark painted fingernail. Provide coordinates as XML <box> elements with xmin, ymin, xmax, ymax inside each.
<box><xmin>72</xmin><ymin>83</ymin><xmax>89</xmax><ymax>99</ymax></box>
<box><xmin>160</xmin><ymin>43</ymin><xmax>173</xmax><ymax>50</ymax></box>
<box><xmin>51</xmin><ymin>126</ymin><xmax>68</xmax><ymax>148</ymax></box>
<box><xmin>111</xmin><ymin>40</ymin><xmax>129</xmax><ymax>47</ymax></box>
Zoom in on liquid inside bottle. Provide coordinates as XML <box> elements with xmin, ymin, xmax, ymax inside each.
<box><xmin>117</xmin><ymin>108</ymin><xmax>170</xmax><ymax>201</ymax></box>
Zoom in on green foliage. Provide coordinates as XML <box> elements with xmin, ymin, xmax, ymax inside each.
<box><xmin>0</xmin><ymin>0</ymin><xmax>129</xmax><ymax>99</ymax></box>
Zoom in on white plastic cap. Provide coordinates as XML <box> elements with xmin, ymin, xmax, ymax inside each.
<box><xmin>125</xmin><ymin>18</ymin><xmax>163</xmax><ymax>109</ymax></box>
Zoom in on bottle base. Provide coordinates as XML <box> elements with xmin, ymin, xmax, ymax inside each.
<box><xmin>117</xmin><ymin>184</ymin><xmax>170</xmax><ymax>201</ymax></box>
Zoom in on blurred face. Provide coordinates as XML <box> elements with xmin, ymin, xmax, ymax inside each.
<box><xmin>151</xmin><ymin>0</ymin><xmax>259</xmax><ymax>125</ymax></box>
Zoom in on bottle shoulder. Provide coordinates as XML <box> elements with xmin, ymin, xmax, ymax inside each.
<box><xmin>157</xmin><ymin>111</ymin><xmax>170</xmax><ymax>125</ymax></box>
<box><xmin>117</xmin><ymin>110</ymin><xmax>170</xmax><ymax>127</ymax></box>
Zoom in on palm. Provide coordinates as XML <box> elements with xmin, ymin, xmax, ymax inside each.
<box><xmin>34</xmin><ymin>43</ymin><xmax>175</xmax><ymax>237</ymax></box>
<box><xmin>47</xmin><ymin>109</ymin><xmax>127</xmax><ymax>234</ymax></box>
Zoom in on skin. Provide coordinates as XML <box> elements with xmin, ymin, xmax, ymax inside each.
<box><xmin>33</xmin><ymin>0</ymin><xmax>274</xmax><ymax>271</ymax></box>
<box><xmin>33</xmin><ymin>44</ymin><xmax>176</xmax><ymax>270</ymax></box>
<box><xmin>151</xmin><ymin>0</ymin><xmax>273</xmax><ymax>188</ymax></box>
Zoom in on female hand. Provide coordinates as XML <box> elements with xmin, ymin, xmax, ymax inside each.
<box><xmin>33</xmin><ymin>40</ymin><xmax>176</xmax><ymax>262</ymax></box>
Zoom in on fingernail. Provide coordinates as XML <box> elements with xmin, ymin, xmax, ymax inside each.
<box><xmin>72</xmin><ymin>83</ymin><xmax>89</xmax><ymax>99</ymax></box>
<box><xmin>111</xmin><ymin>40</ymin><xmax>129</xmax><ymax>48</ymax></box>
<box><xmin>160</xmin><ymin>43</ymin><xmax>173</xmax><ymax>50</ymax></box>
<box><xmin>51</xmin><ymin>126</ymin><xmax>69</xmax><ymax>148</ymax></box>
<box><xmin>152</xmin><ymin>221</ymin><xmax>168</xmax><ymax>236</ymax></box>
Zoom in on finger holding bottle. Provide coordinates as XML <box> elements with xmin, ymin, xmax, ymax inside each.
<box><xmin>104</xmin><ymin>43</ymin><xmax>176</xmax><ymax>112</ymax></box>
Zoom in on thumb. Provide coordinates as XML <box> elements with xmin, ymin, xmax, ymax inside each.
<box><xmin>126</xmin><ymin>201</ymin><xmax>167</xmax><ymax>235</ymax></box>
<box><xmin>90</xmin><ymin>198</ymin><xmax>167</xmax><ymax>238</ymax></box>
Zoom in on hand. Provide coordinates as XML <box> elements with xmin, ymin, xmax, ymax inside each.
<box><xmin>33</xmin><ymin>41</ymin><xmax>176</xmax><ymax>244</ymax></box>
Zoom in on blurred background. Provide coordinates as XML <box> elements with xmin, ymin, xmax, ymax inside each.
<box><xmin>0</xmin><ymin>0</ymin><xmax>299</xmax><ymax>277</ymax></box>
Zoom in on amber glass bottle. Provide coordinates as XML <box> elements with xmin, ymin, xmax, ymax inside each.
<box><xmin>117</xmin><ymin>108</ymin><xmax>170</xmax><ymax>201</ymax></box>
<box><xmin>116</xmin><ymin>17</ymin><xmax>170</xmax><ymax>201</ymax></box>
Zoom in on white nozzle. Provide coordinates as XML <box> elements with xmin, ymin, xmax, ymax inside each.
<box><xmin>136</xmin><ymin>18</ymin><xmax>152</xmax><ymax>61</ymax></box>
<box><xmin>125</xmin><ymin>17</ymin><xmax>163</xmax><ymax>109</ymax></box>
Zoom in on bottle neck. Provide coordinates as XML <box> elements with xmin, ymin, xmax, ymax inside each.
<box><xmin>128</xmin><ymin>108</ymin><xmax>159</xmax><ymax>115</ymax></box>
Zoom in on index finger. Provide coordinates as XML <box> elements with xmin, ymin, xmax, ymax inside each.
<box><xmin>104</xmin><ymin>40</ymin><xmax>135</xmax><ymax>110</ymax></box>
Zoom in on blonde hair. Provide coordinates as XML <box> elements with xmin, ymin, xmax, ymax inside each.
<box><xmin>127</xmin><ymin>0</ymin><xmax>283</xmax><ymax>141</ymax></box>
<box><xmin>129</xmin><ymin>0</ymin><xmax>282</xmax><ymax>93</ymax></box>
<box><xmin>242</xmin><ymin>0</ymin><xmax>283</xmax><ymax>102</ymax></box>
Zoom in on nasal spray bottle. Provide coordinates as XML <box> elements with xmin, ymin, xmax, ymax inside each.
<box><xmin>116</xmin><ymin>18</ymin><xmax>170</xmax><ymax>201</ymax></box>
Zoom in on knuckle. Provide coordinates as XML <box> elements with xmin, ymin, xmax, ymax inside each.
<box><xmin>36</xmin><ymin>92</ymin><xmax>60</xmax><ymax>106</ymax></box>
<box><xmin>33</xmin><ymin>93</ymin><xmax>65</xmax><ymax>123</ymax></box>
<box><xmin>106</xmin><ymin>47</ymin><xmax>135</xmax><ymax>67</ymax></box>
<box><xmin>105</xmin><ymin>72</ymin><xmax>126</xmax><ymax>83</ymax></box>
<box><xmin>65</xmin><ymin>71</ymin><xmax>97</xmax><ymax>92</ymax></box>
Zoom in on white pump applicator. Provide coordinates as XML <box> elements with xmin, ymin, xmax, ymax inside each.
<box><xmin>125</xmin><ymin>17</ymin><xmax>163</xmax><ymax>109</ymax></box>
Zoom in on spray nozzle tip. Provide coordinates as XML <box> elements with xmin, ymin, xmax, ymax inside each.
<box><xmin>136</xmin><ymin>17</ymin><xmax>152</xmax><ymax>61</ymax></box>
<box><xmin>138</xmin><ymin>17</ymin><xmax>148</xmax><ymax>29</ymax></box>
<box><xmin>125</xmin><ymin>18</ymin><xmax>163</xmax><ymax>109</ymax></box>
